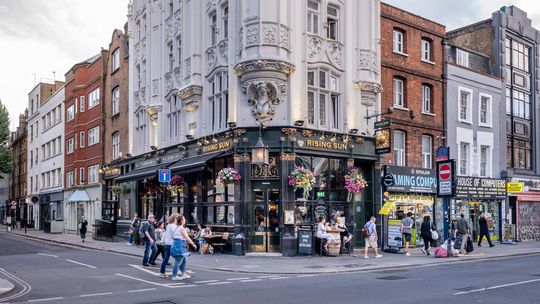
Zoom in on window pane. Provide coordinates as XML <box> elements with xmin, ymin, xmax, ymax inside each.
<box><xmin>308</xmin><ymin>91</ymin><xmax>315</xmax><ymax>124</ymax></box>
<box><xmin>319</xmin><ymin>93</ymin><xmax>326</xmax><ymax>126</ymax></box>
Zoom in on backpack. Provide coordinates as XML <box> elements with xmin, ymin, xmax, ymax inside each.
<box><xmin>362</xmin><ymin>222</ymin><xmax>372</xmax><ymax>238</ymax></box>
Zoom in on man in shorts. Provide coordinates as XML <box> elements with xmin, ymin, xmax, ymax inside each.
<box><xmin>400</xmin><ymin>212</ymin><xmax>414</xmax><ymax>256</ymax></box>
<box><xmin>364</xmin><ymin>216</ymin><xmax>382</xmax><ymax>259</ymax></box>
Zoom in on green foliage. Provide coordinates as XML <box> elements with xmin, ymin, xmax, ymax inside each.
<box><xmin>0</xmin><ymin>100</ymin><xmax>11</xmax><ymax>173</ymax></box>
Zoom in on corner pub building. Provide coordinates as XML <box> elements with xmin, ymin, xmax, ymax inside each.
<box><xmin>107</xmin><ymin>0</ymin><xmax>383</xmax><ymax>254</ymax></box>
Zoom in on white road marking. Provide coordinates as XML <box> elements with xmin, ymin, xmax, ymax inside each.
<box><xmin>168</xmin><ymin>284</ymin><xmax>197</xmax><ymax>288</ymax></box>
<box><xmin>194</xmin><ymin>280</ymin><xmax>219</xmax><ymax>284</ymax></box>
<box><xmin>37</xmin><ymin>253</ymin><xmax>58</xmax><ymax>258</ymax></box>
<box><xmin>206</xmin><ymin>281</ymin><xmax>231</xmax><ymax>286</ymax></box>
<box><xmin>256</xmin><ymin>275</ymin><xmax>279</xmax><ymax>279</ymax></box>
<box><xmin>127</xmin><ymin>288</ymin><xmax>156</xmax><ymax>293</ymax></box>
<box><xmin>65</xmin><ymin>259</ymin><xmax>97</xmax><ymax>269</ymax></box>
<box><xmin>454</xmin><ymin>278</ymin><xmax>540</xmax><ymax>295</ymax></box>
<box><xmin>269</xmin><ymin>276</ymin><xmax>290</xmax><ymax>280</ymax></box>
<box><xmin>129</xmin><ymin>264</ymin><xmax>160</xmax><ymax>276</ymax></box>
<box><xmin>115</xmin><ymin>273</ymin><xmax>169</xmax><ymax>287</ymax></box>
<box><xmin>28</xmin><ymin>297</ymin><xmax>64</xmax><ymax>302</ymax></box>
<box><xmin>163</xmin><ymin>282</ymin><xmax>186</xmax><ymax>286</ymax></box>
<box><xmin>240</xmin><ymin>279</ymin><xmax>262</xmax><ymax>283</ymax></box>
<box><xmin>0</xmin><ymin>268</ymin><xmax>32</xmax><ymax>303</ymax></box>
<box><xmin>296</xmin><ymin>274</ymin><xmax>317</xmax><ymax>278</ymax></box>
<box><xmin>80</xmin><ymin>292</ymin><xmax>113</xmax><ymax>297</ymax></box>
<box><xmin>227</xmin><ymin>277</ymin><xmax>251</xmax><ymax>281</ymax></box>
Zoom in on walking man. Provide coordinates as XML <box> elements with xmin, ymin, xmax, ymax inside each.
<box><xmin>141</xmin><ymin>214</ymin><xmax>158</xmax><ymax>266</ymax></box>
<box><xmin>364</xmin><ymin>216</ymin><xmax>382</xmax><ymax>259</ymax></box>
<box><xmin>478</xmin><ymin>213</ymin><xmax>495</xmax><ymax>247</ymax></box>
<box><xmin>400</xmin><ymin>212</ymin><xmax>413</xmax><ymax>256</ymax></box>
<box><xmin>457</xmin><ymin>213</ymin><xmax>471</xmax><ymax>254</ymax></box>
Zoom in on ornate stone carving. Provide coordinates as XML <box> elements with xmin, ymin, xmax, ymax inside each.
<box><xmin>152</xmin><ymin>79</ymin><xmax>159</xmax><ymax>96</ymax></box>
<box><xmin>327</xmin><ymin>42</ymin><xmax>344</xmax><ymax>69</ymax></box>
<box><xmin>217</xmin><ymin>39</ymin><xmax>228</xmax><ymax>63</ymax></box>
<box><xmin>184</xmin><ymin>58</ymin><xmax>191</xmax><ymax>77</ymax></box>
<box><xmin>307</xmin><ymin>37</ymin><xmax>323</xmax><ymax>59</ymax></box>
<box><xmin>358</xmin><ymin>50</ymin><xmax>371</xmax><ymax>69</ymax></box>
<box><xmin>355</xmin><ymin>81</ymin><xmax>383</xmax><ymax>94</ymax></box>
<box><xmin>173</xmin><ymin>67</ymin><xmax>181</xmax><ymax>87</ymax></box>
<box><xmin>245</xmin><ymin>24</ymin><xmax>259</xmax><ymax>46</ymax></box>
<box><xmin>174</xmin><ymin>14</ymin><xmax>181</xmax><ymax>34</ymax></box>
<box><xmin>251</xmin><ymin>156</ymin><xmax>279</xmax><ymax>179</ymax></box>
<box><xmin>262</xmin><ymin>24</ymin><xmax>278</xmax><ymax>44</ymax></box>
<box><xmin>206</xmin><ymin>47</ymin><xmax>216</xmax><ymax>68</ymax></box>
<box><xmin>242</xmin><ymin>81</ymin><xmax>286</xmax><ymax>123</ymax></box>
<box><xmin>178</xmin><ymin>84</ymin><xmax>202</xmax><ymax>112</ymax></box>
<box><xmin>279</xmin><ymin>25</ymin><xmax>289</xmax><ymax>49</ymax></box>
<box><xmin>164</xmin><ymin>72</ymin><xmax>173</xmax><ymax>92</ymax></box>
<box><xmin>234</xmin><ymin>59</ymin><xmax>295</xmax><ymax>76</ymax></box>
<box><xmin>281</xmin><ymin>128</ymin><xmax>297</xmax><ymax>135</ymax></box>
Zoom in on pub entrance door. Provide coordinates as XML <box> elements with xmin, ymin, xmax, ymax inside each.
<box><xmin>251</xmin><ymin>186</ymin><xmax>281</xmax><ymax>252</ymax></box>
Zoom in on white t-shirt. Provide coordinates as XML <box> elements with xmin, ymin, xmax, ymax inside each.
<box><xmin>316</xmin><ymin>223</ymin><xmax>326</xmax><ymax>238</ymax></box>
<box><xmin>173</xmin><ymin>225</ymin><xmax>186</xmax><ymax>240</ymax></box>
<box><xmin>164</xmin><ymin>223</ymin><xmax>177</xmax><ymax>245</ymax></box>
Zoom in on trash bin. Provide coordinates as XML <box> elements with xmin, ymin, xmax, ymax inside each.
<box><xmin>282</xmin><ymin>233</ymin><xmax>297</xmax><ymax>257</ymax></box>
<box><xmin>233</xmin><ymin>233</ymin><xmax>245</xmax><ymax>256</ymax></box>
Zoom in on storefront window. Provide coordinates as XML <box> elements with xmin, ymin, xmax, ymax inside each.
<box><xmin>388</xmin><ymin>194</ymin><xmax>435</xmax><ymax>246</ymax></box>
<box><xmin>294</xmin><ymin>156</ymin><xmax>347</xmax><ymax>202</ymax></box>
<box><xmin>204</xmin><ymin>204</ymin><xmax>234</xmax><ymax>225</ymax></box>
<box><xmin>206</xmin><ymin>157</ymin><xmax>234</xmax><ymax>202</ymax></box>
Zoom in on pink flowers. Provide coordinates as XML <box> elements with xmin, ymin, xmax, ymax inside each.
<box><xmin>288</xmin><ymin>166</ymin><xmax>316</xmax><ymax>200</ymax></box>
<box><xmin>217</xmin><ymin>167</ymin><xmax>241</xmax><ymax>185</ymax></box>
<box><xmin>344</xmin><ymin>168</ymin><xmax>367</xmax><ymax>200</ymax></box>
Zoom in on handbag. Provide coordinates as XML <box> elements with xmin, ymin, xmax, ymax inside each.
<box><xmin>430</xmin><ymin>229</ymin><xmax>439</xmax><ymax>240</ymax></box>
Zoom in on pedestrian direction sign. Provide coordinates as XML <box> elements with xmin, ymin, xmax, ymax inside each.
<box><xmin>158</xmin><ymin>169</ymin><xmax>171</xmax><ymax>183</ymax></box>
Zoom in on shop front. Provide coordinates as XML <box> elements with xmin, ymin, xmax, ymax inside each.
<box><xmin>452</xmin><ymin>177</ymin><xmax>506</xmax><ymax>242</ymax></box>
<box><xmin>38</xmin><ymin>191</ymin><xmax>63</xmax><ymax>232</ymax></box>
<box><xmin>506</xmin><ymin>178</ymin><xmax>540</xmax><ymax>241</ymax></box>
<box><xmin>382</xmin><ymin>165</ymin><xmax>439</xmax><ymax>250</ymax></box>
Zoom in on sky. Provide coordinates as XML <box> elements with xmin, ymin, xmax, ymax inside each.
<box><xmin>2</xmin><ymin>0</ymin><xmax>540</xmax><ymax>130</ymax></box>
<box><xmin>0</xmin><ymin>0</ymin><xmax>128</xmax><ymax>130</ymax></box>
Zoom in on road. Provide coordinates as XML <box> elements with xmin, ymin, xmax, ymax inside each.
<box><xmin>1</xmin><ymin>231</ymin><xmax>540</xmax><ymax>304</ymax></box>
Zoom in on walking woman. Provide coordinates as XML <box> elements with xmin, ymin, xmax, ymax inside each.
<box><xmin>171</xmin><ymin>215</ymin><xmax>197</xmax><ymax>281</ymax></box>
<box><xmin>420</xmin><ymin>215</ymin><xmax>435</xmax><ymax>255</ymax></box>
<box><xmin>159</xmin><ymin>214</ymin><xmax>177</xmax><ymax>278</ymax></box>
<box><xmin>79</xmin><ymin>216</ymin><xmax>88</xmax><ymax>242</ymax></box>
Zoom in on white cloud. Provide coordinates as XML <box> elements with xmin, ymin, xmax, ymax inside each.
<box><xmin>0</xmin><ymin>0</ymin><xmax>128</xmax><ymax>130</ymax></box>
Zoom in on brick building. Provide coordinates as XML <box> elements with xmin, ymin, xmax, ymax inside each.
<box><xmin>63</xmin><ymin>51</ymin><xmax>107</xmax><ymax>234</ymax></box>
<box><xmin>8</xmin><ymin>111</ymin><xmax>28</xmax><ymax>225</ymax></box>
<box><xmin>102</xmin><ymin>26</ymin><xmax>129</xmax><ymax>221</ymax></box>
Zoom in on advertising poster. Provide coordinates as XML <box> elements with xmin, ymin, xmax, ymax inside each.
<box><xmin>387</xmin><ymin>219</ymin><xmax>402</xmax><ymax>248</ymax></box>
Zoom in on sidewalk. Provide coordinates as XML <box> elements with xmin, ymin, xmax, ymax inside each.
<box><xmin>8</xmin><ymin>228</ymin><xmax>540</xmax><ymax>274</ymax></box>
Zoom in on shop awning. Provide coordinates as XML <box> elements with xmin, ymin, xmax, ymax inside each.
<box><xmin>115</xmin><ymin>163</ymin><xmax>173</xmax><ymax>182</ymax></box>
<box><xmin>169</xmin><ymin>152</ymin><xmax>224</xmax><ymax>172</ymax></box>
<box><xmin>67</xmin><ymin>190</ymin><xmax>91</xmax><ymax>202</ymax></box>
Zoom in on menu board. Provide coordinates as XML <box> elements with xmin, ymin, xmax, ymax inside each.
<box><xmin>387</xmin><ymin>220</ymin><xmax>402</xmax><ymax>248</ymax></box>
<box><xmin>298</xmin><ymin>230</ymin><xmax>313</xmax><ymax>255</ymax></box>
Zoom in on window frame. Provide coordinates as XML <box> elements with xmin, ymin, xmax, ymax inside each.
<box><xmin>456</xmin><ymin>48</ymin><xmax>469</xmax><ymax>68</ymax></box>
<box><xmin>112</xmin><ymin>48</ymin><xmax>120</xmax><ymax>72</ymax></box>
<box><xmin>66</xmin><ymin>138</ymin><xmax>74</xmax><ymax>154</ymax></box>
<box><xmin>478</xmin><ymin>93</ymin><xmax>492</xmax><ymax>127</ymax></box>
<box><xmin>88</xmin><ymin>126</ymin><xmax>100</xmax><ymax>146</ymax></box>
<box><xmin>307</xmin><ymin>0</ymin><xmax>320</xmax><ymax>35</ymax></box>
<box><xmin>79</xmin><ymin>131</ymin><xmax>85</xmax><ymax>148</ymax></box>
<box><xmin>421</xmin><ymin>38</ymin><xmax>433</xmax><ymax>62</ymax></box>
<box><xmin>421</xmin><ymin>135</ymin><xmax>433</xmax><ymax>169</ymax></box>
<box><xmin>479</xmin><ymin>145</ymin><xmax>490</xmax><ymax>177</ymax></box>
<box><xmin>393</xmin><ymin>77</ymin><xmax>405</xmax><ymax>108</ymax></box>
<box><xmin>421</xmin><ymin>84</ymin><xmax>432</xmax><ymax>114</ymax></box>
<box><xmin>393</xmin><ymin>130</ymin><xmax>406</xmax><ymax>167</ymax></box>
<box><xmin>458</xmin><ymin>142</ymin><xmax>470</xmax><ymax>176</ymax></box>
<box><xmin>112</xmin><ymin>132</ymin><xmax>120</xmax><ymax>160</ymax></box>
<box><xmin>458</xmin><ymin>87</ymin><xmax>473</xmax><ymax>124</ymax></box>
<box><xmin>112</xmin><ymin>86</ymin><xmax>120</xmax><ymax>116</ymax></box>
<box><xmin>87</xmin><ymin>88</ymin><xmax>100</xmax><ymax>109</ymax></box>
<box><xmin>88</xmin><ymin>165</ymin><xmax>99</xmax><ymax>184</ymax></box>
<box><xmin>392</xmin><ymin>29</ymin><xmax>406</xmax><ymax>54</ymax></box>
<box><xmin>326</xmin><ymin>4</ymin><xmax>339</xmax><ymax>41</ymax></box>
<box><xmin>208</xmin><ymin>70</ymin><xmax>229</xmax><ymax>132</ymax></box>
<box><xmin>67</xmin><ymin>105</ymin><xmax>75</xmax><ymax>122</ymax></box>
<box><xmin>307</xmin><ymin>67</ymin><xmax>341</xmax><ymax>130</ymax></box>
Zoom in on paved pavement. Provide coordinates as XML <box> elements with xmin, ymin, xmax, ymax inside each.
<box><xmin>6</xmin><ymin>227</ymin><xmax>540</xmax><ymax>274</ymax></box>
<box><xmin>1</xmin><ymin>231</ymin><xmax>540</xmax><ymax>304</ymax></box>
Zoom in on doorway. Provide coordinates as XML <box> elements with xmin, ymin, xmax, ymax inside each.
<box><xmin>251</xmin><ymin>187</ymin><xmax>281</xmax><ymax>252</ymax></box>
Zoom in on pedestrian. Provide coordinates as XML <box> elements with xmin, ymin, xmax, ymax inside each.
<box><xmin>150</xmin><ymin>221</ymin><xmax>166</xmax><ymax>265</ymax></box>
<box><xmin>316</xmin><ymin>217</ymin><xmax>338</xmax><ymax>253</ymax></box>
<box><xmin>478</xmin><ymin>213</ymin><xmax>495</xmax><ymax>248</ymax></box>
<box><xmin>159</xmin><ymin>213</ymin><xmax>177</xmax><ymax>278</ymax></box>
<box><xmin>79</xmin><ymin>216</ymin><xmax>88</xmax><ymax>242</ymax></box>
<box><xmin>141</xmin><ymin>214</ymin><xmax>158</xmax><ymax>266</ymax></box>
<box><xmin>171</xmin><ymin>214</ymin><xmax>197</xmax><ymax>281</ymax></box>
<box><xmin>400</xmin><ymin>212</ymin><xmax>414</xmax><ymax>256</ymax></box>
<box><xmin>420</xmin><ymin>215</ymin><xmax>435</xmax><ymax>256</ymax></box>
<box><xmin>127</xmin><ymin>212</ymin><xmax>141</xmax><ymax>246</ymax></box>
<box><xmin>363</xmin><ymin>216</ymin><xmax>382</xmax><ymax>259</ymax></box>
<box><xmin>457</xmin><ymin>213</ymin><xmax>471</xmax><ymax>254</ymax></box>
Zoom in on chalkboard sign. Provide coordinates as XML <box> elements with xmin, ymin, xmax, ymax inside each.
<box><xmin>298</xmin><ymin>230</ymin><xmax>313</xmax><ymax>255</ymax></box>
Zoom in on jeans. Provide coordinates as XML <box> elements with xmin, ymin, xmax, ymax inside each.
<box><xmin>160</xmin><ymin>245</ymin><xmax>171</xmax><ymax>274</ymax></box>
<box><xmin>198</xmin><ymin>239</ymin><xmax>206</xmax><ymax>254</ymax></box>
<box><xmin>172</xmin><ymin>239</ymin><xmax>187</xmax><ymax>277</ymax></box>
<box><xmin>128</xmin><ymin>232</ymin><xmax>134</xmax><ymax>244</ymax></box>
<box><xmin>143</xmin><ymin>240</ymin><xmax>157</xmax><ymax>265</ymax></box>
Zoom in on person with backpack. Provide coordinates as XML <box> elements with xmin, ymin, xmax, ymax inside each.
<box><xmin>363</xmin><ymin>216</ymin><xmax>382</xmax><ymax>259</ymax></box>
<box><xmin>400</xmin><ymin>212</ymin><xmax>414</xmax><ymax>256</ymax></box>
<box><xmin>141</xmin><ymin>214</ymin><xmax>158</xmax><ymax>266</ymax></box>
<box><xmin>420</xmin><ymin>215</ymin><xmax>436</xmax><ymax>256</ymax></box>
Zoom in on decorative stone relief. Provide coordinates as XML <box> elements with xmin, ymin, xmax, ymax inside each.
<box><xmin>234</xmin><ymin>59</ymin><xmax>295</xmax><ymax>76</ymax></box>
<box><xmin>307</xmin><ymin>37</ymin><xmax>323</xmax><ymax>59</ymax></box>
<box><xmin>262</xmin><ymin>24</ymin><xmax>278</xmax><ymax>45</ymax></box>
<box><xmin>178</xmin><ymin>84</ymin><xmax>202</xmax><ymax>112</ymax></box>
<box><xmin>245</xmin><ymin>24</ymin><xmax>259</xmax><ymax>46</ymax></box>
<box><xmin>355</xmin><ymin>81</ymin><xmax>383</xmax><ymax>107</ymax></box>
<box><xmin>206</xmin><ymin>47</ymin><xmax>216</xmax><ymax>69</ymax></box>
<box><xmin>174</xmin><ymin>14</ymin><xmax>181</xmax><ymax>34</ymax></box>
<box><xmin>184</xmin><ymin>58</ymin><xmax>191</xmax><ymax>77</ymax></box>
<box><xmin>173</xmin><ymin>67</ymin><xmax>181</xmax><ymax>87</ymax></box>
<box><xmin>164</xmin><ymin>72</ymin><xmax>173</xmax><ymax>92</ymax></box>
<box><xmin>358</xmin><ymin>50</ymin><xmax>371</xmax><ymax>69</ymax></box>
<box><xmin>152</xmin><ymin>79</ymin><xmax>159</xmax><ymax>97</ymax></box>
<box><xmin>279</xmin><ymin>25</ymin><xmax>290</xmax><ymax>49</ymax></box>
<box><xmin>327</xmin><ymin>42</ymin><xmax>344</xmax><ymax>69</ymax></box>
<box><xmin>218</xmin><ymin>39</ymin><xmax>228</xmax><ymax>64</ymax></box>
<box><xmin>242</xmin><ymin>80</ymin><xmax>287</xmax><ymax>123</ymax></box>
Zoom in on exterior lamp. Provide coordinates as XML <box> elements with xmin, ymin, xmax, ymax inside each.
<box><xmin>251</xmin><ymin>124</ymin><xmax>269</xmax><ymax>165</ymax></box>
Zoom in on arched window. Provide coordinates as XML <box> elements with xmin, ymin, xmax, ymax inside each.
<box><xmin>393</xmin><ymin>77</ymin><xmax>406</xmax><ymax>108</ymax></box>
<box><xmin>421</xmin><ymin>38</ymin><xmax>433</xmax><ymax>62</ymax></box>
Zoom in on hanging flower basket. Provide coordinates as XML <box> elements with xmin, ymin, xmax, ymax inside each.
<box><xmin>288</xmin><ymin>166</ymin><xmax>317</xmax><ymax>200</ymax></box>
<box><xmin>217</xmin><ymin>167</ymin><xmax>241</xmax><ymax>186</ymax></box>
<box><xmin>111</xmin><ymin>183</ymin><xmax>130</xmax><ymax>195</ymax></box>
<box><xmin>145</xmin><ymin>179</ymin><xmax>161</xmax><ymax>194</ymax></box>
<box><xmin>344</xmin><ymin>168</ymin><xmax>367</xmax><ymax>201</ymax></box>
<box><xmin>167</xmin><ymin>175</ymin><xmax>185</xmax><ymax>193</ymax></box>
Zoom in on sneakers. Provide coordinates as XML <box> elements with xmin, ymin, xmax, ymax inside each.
<box><xmin>426</xmin><ymin>250</ymin><xmax>431</xmax><ymax>256</ymax></box>
<box><xmin>126</xmin><ymin>242</ymin><xmax>133</xmax><ymax>246</ymax></box>
<box><xmin>420</xmin><ymin>248</ymin><xmax>426</xmax><ymax>254</ymax></box>
<box><xmin>181</xmin><ymin>274</ymin><xmax>191</xmax><ymax>279</ymax></box>
<box><xmin>375</xmin><ymin>254</ymin><xmax>383</xmax><ymax>259</ymax></box>
<box><xmin>171</xmin><ymin>276</ymin><xmax>183</xmax><ymax>281</ymax></box>
<box><xmin>186</xmin><ymin>270</ymin><xmax>194</xmax><ymax>274</ymax></box>
<box><xmin>489</xmin><ymin>244</ymin><xmax>495</xmax><ymax>248</ymax></box>
<box><xmin>364</xmin><ymin>256</ymin><xmax>369</xmax><ymax>259</ymax></box>
<box><xmin>159</xmin><ymin>273</ymin><xmax>167</xmax><ymax>278</ymax></box>
<box><xmin>405</xmin><ymin>252</ymin><xmax>411</xmax><ymax>256</ymax></box>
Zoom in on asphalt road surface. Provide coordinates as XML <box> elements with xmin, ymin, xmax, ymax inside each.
<box><xmin>1</xmin><ymin>231</ymin><xmax>540</xmax><ymax>304</ymax></box>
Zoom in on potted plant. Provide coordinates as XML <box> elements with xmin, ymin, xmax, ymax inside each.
<box><xmin>288</xmin><ymin>166</ymin><xmax>317</xmax><ymax>200</ymax></box>
<box><xmin>167</xmin><ymin>174</ymin><xmax>185</xmax><ymax>195</ymax></box>
<box><xmin>344</xmin><ymin>168</ymin><xmax>367</xmax><ymax>201</ymax></box>
<box><xmin>144</xmin><ymin>178</ymin><xmax>161</xmax><ymax>194</ymax></box>
<box><xmin>217</xmin><ymin>167</ymin><xmax>241</xmax><ymax>186</ymax></box>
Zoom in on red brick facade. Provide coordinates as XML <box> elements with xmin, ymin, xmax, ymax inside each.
<box><xmin>380</xmin><ymin>3</ymin><xmax>446</xmax><ymax>169</ymax></box>
<box><xmin>64</xmin><ymin>51</ymin><xmax>107</xmax><ymax>189</ymax></box>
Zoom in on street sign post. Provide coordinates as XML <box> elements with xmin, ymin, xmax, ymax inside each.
<box><xmin>374</xmin><ymin>118</ymin><xmax>391</xmax><ymax>129</ymax></box>
<box><xmin>437</xmin><ymin>160</ymin><xmax>455</xmax><ymax>197</ymax></box>
<box><xmin>158</xmin><ymin>169</ymin><xmax>171</xmax><ymax>183</ymax></box>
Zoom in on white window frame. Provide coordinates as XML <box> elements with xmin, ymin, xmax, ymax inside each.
<box><xmin>458</xmin><ymin>87</ymin><xmax>473</xmax><ymax>124</ymax></box>
<box><xmin>88</xmin><ymin>165</ymin><xmax>99</xmax><ymax>184</ymax></box>
<box><xmin>393</xmin><ymin>130</ymin><xmax>406</xmax><ymax>166</ymax></box>
<box><xmin>88</xmin><ymin>126</ymin><xmax>100</xmax><ymax>146</ymax></box>
<box><xmin>393</xmin><ymin>78</ymin><xmax>405</xmax><ymax>108</ymax></box>
<box><xmin>478</xmin><ymin>93</ymin><xmax>492</xmax><ymax>127</ymax></box>
<box><xmin>88</xmin><ymin>88</ymin><xmax>100</xmax><ymax>109</ymax></box>
<box><xmin>66</xmin><ymin>138</ymin><xmax>74</xmax><ymax>154</ymax></box>
<box><xmin>112</xmin><ymin>48</ymin><xmax>120</xmax><ymax>71</ymax></box>
<box><xmin>422</xmin><ymin>84</ymin><xmax>431</xmax><ymax>114</ymax></box>
<box><xmin>112</xmin><ymin>87</ymin><xmax>120</xmax><ymax>115</ymax></box>
<box><xmin>326</xmin><ymin>5</ymin><xmax>339</xmax><ymax>41</ymax></box>
<box><xmin>421</xmin><ymin>39</ymin><xmax>432</xmax><ymax>62</ymax></box>
<box><xmin>79</xmin><ymin>131</ymin><xmax>85</xmax><ymax>148</ymax></box>
<box><xmin>168</xmin><ymin>95</ymin><xmax>181</xmax><ymax>138</ymax></box>
<box><xmin>67</xmin><ymin>105</ymin><xmax>75</xmax><ymax>121</ymax></box>
<box><xmin>112</xmin><ymin>132</ymin><xmax>120</xmax><ymax>160</ymax></box>
<box><xmin>208</xmin><ymin>71</ymin><xmax>228</xmax><ymax>132</ymax></box>
<box><xmin>479</xmin><ymin>145</ymin><xmax>491</xmax><ymax>177</ymax></box>
<box><xmin>459</xmin><ymin>142</ymin><xmax>470</xmax><ymax>176</ymax></box>
<box><xmin>210</xmin><ymin>12</ymin><xmax>217</xmax><ymax>45</ymax></box>
<box><xmin>80</xmin><ymin>96</ymin><xmax>85</xmax><ymax>112</ymax></box>
<box><xmin>307</xmin><ymin>67</ymin><xmax>341</xmax><ymax>130</ymax></box>
<box><xmin>456</xmin><ymin>49</ymin><xmax>469</xmax><ymax>68</ymax></box>
<box><xmin>307</xmin><ymin>0</ymin><xmax>320</xmax><ymax>35</ymax></box>
<box><xmin>66</xmin><ymin>171</ymin><xmax>74</xmax><ymax>187</ymax></box>
<box><xmin>393</xmin><ymin>29</ymin><xmax>405</xmax><ymax>54</ymax></box>
<box><xmin>422</xmin><ymin>135</ymin><xmax>432</xmax><ymax>169</ymax></box>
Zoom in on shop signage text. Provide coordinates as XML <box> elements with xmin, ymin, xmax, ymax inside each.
<box><xmin>375</xmin><ymin>129</ymin><xmax>391</xmax><ymax>154</ymax></box>
<box><xmin>506</xmin><ymin>182</ymin><xmax>523</xmax><ymax>193</ymax></box>
<box><xmin>303</xmin><ymin>139</ymin><xmax>348</xmax><ymax>150</ymax></box>
<box><xmin>374</xmin><ymin>118</ymin><xmax>391</xmax><ymax>129</ymax></box>
<box><xmin>385</xmin><ymin>166</ymin><xmax>437</xmax><ymax>193</ymax></box>
<box><xmin>202</xmin><ymin>140</ymin><xmax>232</xmax><ymax>154</ymax></box>
<box><xmin>455</xmin><ymin>177</ymin><xmax>506</xmax><ymax>199</ymax></box>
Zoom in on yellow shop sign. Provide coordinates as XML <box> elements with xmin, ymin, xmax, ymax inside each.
<box><xmin>506</xmin><ymin>182</ymin><xmax>523</xmax><ymax>193</ymax></box>
<box><xmin>305</xmin><ymin>139</ymin><xmax>348</xmax><ymax>150</ymax></box>
<box><xmin>202</xmin><ymin>140</ymin><xmax>232</xmax><ymax>154</ymax></box>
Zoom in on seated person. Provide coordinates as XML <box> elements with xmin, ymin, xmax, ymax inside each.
<box><xmin>335</xmin><ymin>217</ymin><xmax>353</xmax><ymax>247</ymax></box>
<box><xmin>197</xmin><ymin>224</ymin><xmax>212</xmax><ymax>254</ymax></box>
<box><xmin>316</xmin><ymin>217</ymin><xmax>338</xmax><ymax>252</ymax></box>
